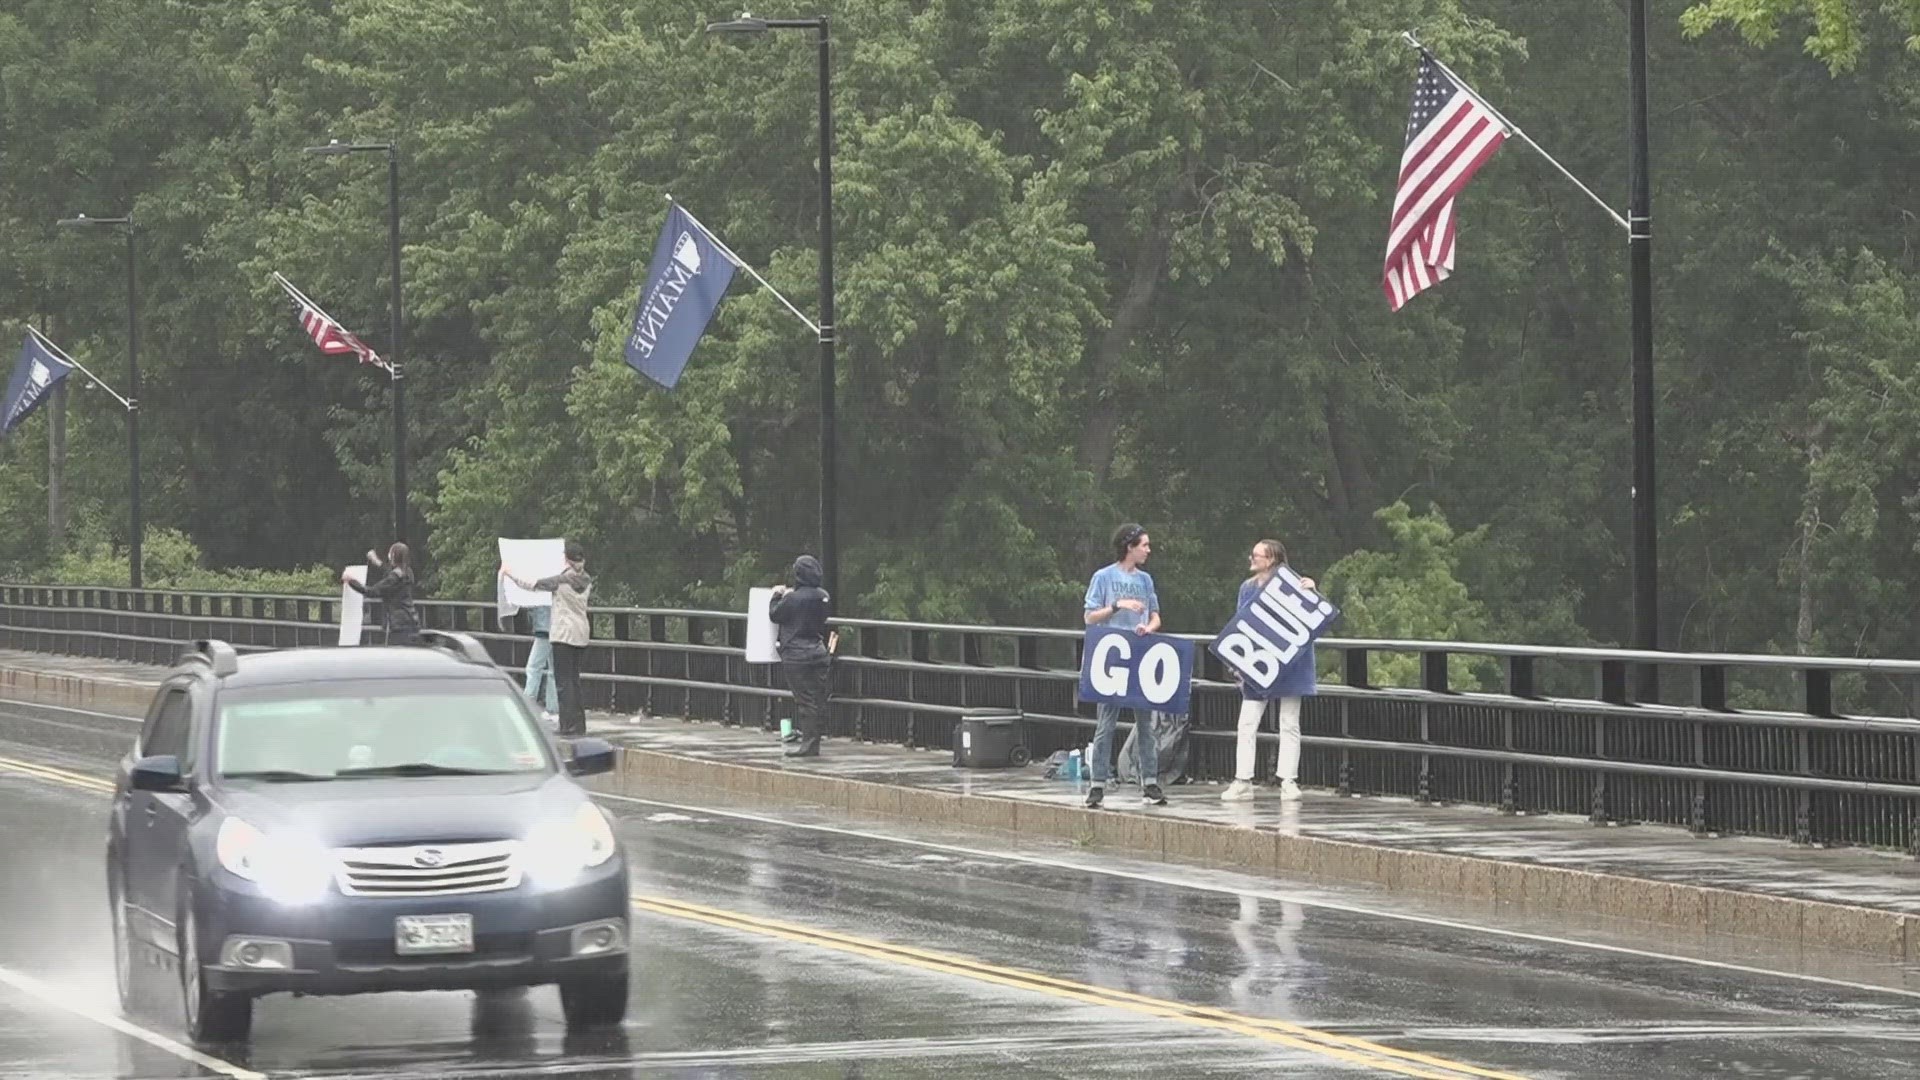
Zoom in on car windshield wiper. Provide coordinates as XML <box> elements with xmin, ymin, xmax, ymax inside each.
<box><xmin>221</xmin><ymin>769</ymin><xmax>336</xmax><ymax>783</ymax></box>
<box><xmin>334</xmin><ymin>762</ymin><xmax>514</xmax><ymax>778</ymax></box>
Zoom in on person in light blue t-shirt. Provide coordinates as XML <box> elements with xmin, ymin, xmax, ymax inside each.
<box><xmin>1081</xmin><ymin>522</ymin><xmax>1166</xmax><ymax>810</ymax></box>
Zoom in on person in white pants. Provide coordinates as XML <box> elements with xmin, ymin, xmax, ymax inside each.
<box><xmin>1222</xmin><ymin>539</ymin><xmax>1317</xmax><ymax>802</ymax></box>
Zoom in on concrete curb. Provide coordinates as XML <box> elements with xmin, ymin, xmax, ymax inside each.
<box><xmin>0</xmin><ymin>665</ymin><xmax>154</xmax><ymax>716</ymax></box>
<box><xmin>601</xmin><ymin>748</ymin><xmax>1918</xmax><ymax>963</ymax></box>
<box><xmin>4</xmin><ymin>662</ymin><xmax>1910</xmax><ymax>961</ymax></box>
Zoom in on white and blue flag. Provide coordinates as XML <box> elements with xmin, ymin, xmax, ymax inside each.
<box><xmin>2</xmin><ymin>334</ymin><xmax>75</xmax><ymax>437</ymax></box>
<box><xmin>623</xmin><ymin>203</ymin><xmax>739</xmax><ymax>390</ymax></box>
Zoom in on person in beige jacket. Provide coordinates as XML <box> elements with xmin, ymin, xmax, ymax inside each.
<box><xmin>503</xmin><ymin>541</ymin><xmax>593</xmax><ymax>737</ymax></box>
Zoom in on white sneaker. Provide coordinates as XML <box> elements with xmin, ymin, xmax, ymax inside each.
<box><xmin>1221</xmin><ymin>780</ymin><xmax>1256</xmax><ymax>802</ymax></box>
<box><xmin>541</xmin><ymin>711</ymin><xmax>559</xmax><ymax>724</ymax></box>
<box><xmin>1279</xmin><ymin>780</ymin><xmax>1303</xmax><ymax>801</ymax></box>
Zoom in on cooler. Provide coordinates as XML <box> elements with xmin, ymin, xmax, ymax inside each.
<box><xmin>951</xmin><ymin>710</ymin><xmax>1030</xmax><ymax>768</ymax></box>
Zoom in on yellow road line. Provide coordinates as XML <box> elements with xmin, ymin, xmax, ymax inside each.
<box><xmin>0</xmin><ymin>755</ymin><xmax>116</xmax><ymax>794</ymax></box>
<box><xmin>634</xmin><ymin>893</ymin><xmax>1528</xmax><ymax>1080</ymax></box>
<box><xmin>0</xmin><ymin>758</ymin><xmax>1528</xmax><ymax>1078</ymax></box>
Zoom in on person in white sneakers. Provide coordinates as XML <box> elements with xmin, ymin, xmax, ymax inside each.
<box><xmin>1222</xmin><ymin>539</ymin><xmax>1317</xmax><ymax>802</ymax></box>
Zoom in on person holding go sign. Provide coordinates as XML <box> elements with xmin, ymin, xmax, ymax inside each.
<box><xmin>1082</xmin><ymin>523</ymin><xmax>1167</xmax><ymax>810</ymax></box>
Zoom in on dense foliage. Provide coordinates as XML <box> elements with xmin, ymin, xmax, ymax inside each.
<box><xmin>3</xmin><ymin>0</ymin><xmax>1917</xmax><ymax>658</ymax></box>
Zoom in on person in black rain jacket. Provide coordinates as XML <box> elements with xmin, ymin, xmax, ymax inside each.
<box><xmin>344</xmin><ymin>542</ymin><xmax>422</xmax><ymax>646</ymax></box>
<box><xmin>769</xmin><ymin>554</ymin><xmax>832</xmax><ymax>758</ymax></box>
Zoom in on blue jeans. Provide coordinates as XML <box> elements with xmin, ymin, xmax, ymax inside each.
<box><xmin>1091</xmin><ymin>703</ymin><xmax>1155</xmax><ymax>785</ymax></box>
<box><xmin>524</xmin><ymin>634</ymin><xmax>559</xmax><ymax>712</ymax></box>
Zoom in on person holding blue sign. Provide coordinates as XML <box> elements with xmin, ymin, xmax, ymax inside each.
<box><xmin>1220</xmin><ymin>539</ymin><xmax>1320</xmax><ymax>802</ymax></box>
<box><xmin>1082</xmin><ymin>523</ymin><xmax>1167</xmax><ymax>809</ymax></box>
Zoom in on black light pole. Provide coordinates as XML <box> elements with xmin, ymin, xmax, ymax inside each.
<box><xmin>1627</xmin><ymin>0</ymin><xmax>1658</xmax><ymax>698</ymax></box>
<box><xmin>706</xmin><ymin>13</ymin><xmax>838</xmax><ymax>599</ymax></box>
<box><xmin>303</xmin><ymin>139</ymin><xmax>408</xmax><ymax>546</ymax></box>
<box><xmin>56</xmin><ymin>213</ymin><xmax>142</xmax><ymax>589</ymax></box>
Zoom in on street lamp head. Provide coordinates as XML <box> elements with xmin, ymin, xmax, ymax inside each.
<box><xmin>302</xmin><ymin>139</ymin><xmax>392</xmax><ymax>156</ymax></box>
<box><xmin>705</xmin><ymin>12</ymin><xmax>825</xmax><ymax>35</ymax></box>
<box><xmin>706</xmin><ymin>13</ymin><xmax>770</xmax><ymax>32</ymax></box>
<box><xmin>57</xmin><ymin>213</ymin><xmax>131</xmax><ymax>228</ymax></box>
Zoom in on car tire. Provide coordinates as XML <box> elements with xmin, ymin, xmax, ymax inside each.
<box><xmin>109</xmin><ymin>873</ymin><xmax>147</xmax><ymax>1018</ymax></box>
<box><xmin>558</xmin><ymin>966</ymin><xmax>629</xmax><ymax>1029</ymax></box>
<box><xmin>178</xmin><ymin>905</ymin><xmax>252</xmax><ymax>1045</ymax></box>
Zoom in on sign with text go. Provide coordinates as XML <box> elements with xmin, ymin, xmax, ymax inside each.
<box><xmin>1077</xmin><ymin>627</ymin><xmax>1194</xmax><ymax>715</ymax></box>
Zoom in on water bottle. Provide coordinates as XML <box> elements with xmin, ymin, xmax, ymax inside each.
<box><xmin>780</xmin><ymin>718</ymin><xmax>793</xmax><ymax>740</ymax></box>
<box><xmin>1066</xmin><ymin>748</ymin><xmax>1083</xmax><ymax>781</ymax></box>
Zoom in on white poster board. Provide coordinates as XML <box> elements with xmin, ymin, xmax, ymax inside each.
<box><xmin>746</xmin><ymin>587</ymin><xmax>779</xmax><ymax>663</ymax></box>
<box><xmin>498</xmin><ymin>537</ymin><xmax>566</xmax><ymax>609</ymax></box>
<box><xmin>338</xmin><ymin>565</ymin><xmax>368</xmax><ymax>646</ymax></box>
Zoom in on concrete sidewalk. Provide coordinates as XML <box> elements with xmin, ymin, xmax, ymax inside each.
<box><xmin>4</xmin><ymin>648</ymin><xmax>1917</xmax><ymax>963</ymax></box>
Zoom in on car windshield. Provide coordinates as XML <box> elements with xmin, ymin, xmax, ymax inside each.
<box><xmin>214</xmin><ymin>681</ymin><xmax>552</xmax><ymax>781</ymax></box>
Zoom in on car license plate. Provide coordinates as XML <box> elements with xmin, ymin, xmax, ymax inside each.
<box><xmin>395</xmin><ymin>913</ymin><xmax>474</xmax><ymax>955</ymax></box>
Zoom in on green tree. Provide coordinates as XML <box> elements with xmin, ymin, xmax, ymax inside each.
<box><xmin>1680</xmin><ymin>0</ymin><xmax>1920</xmax><ymax>73</ymax></box>
<box><xmin>1323</xmin><ymin>502</ymin><xmax>1500</xmax><ymax>689</ymax></box>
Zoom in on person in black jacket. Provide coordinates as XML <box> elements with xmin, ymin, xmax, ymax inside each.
<box><xmin>343</xmin><ymin>542</ymin><xmax>421</xmax><ymax>646</ymax></box>
<box><xmin>769</xmin><ymin>554</ymin><xmax>832</xmax><ymax>758</ymax></box>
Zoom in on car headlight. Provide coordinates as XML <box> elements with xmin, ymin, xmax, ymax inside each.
<box><xmin>522</xmin><ymin>803</ymin><xmax>617</xmax><ymax>888</ymax></box>
<box><xmin>215</xmin><ymin>817</ymin><xmax>334</xmax><ymax>906</ymax></box>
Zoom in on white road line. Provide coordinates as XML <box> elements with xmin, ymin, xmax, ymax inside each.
<box><xmin>0</xmin><ymin>964</ymin><xmax>264</xmax><ymax>1079</ymax></box>
<box><xmin>594</xmin><ymin>791</ymin><xmax>1920</xmax><ymax>1004</ymax></box>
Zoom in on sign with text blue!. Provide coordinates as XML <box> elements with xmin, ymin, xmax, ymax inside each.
<box><xmin>1209</xmin><ymin>565</ymin><xmax>1339</xmax><ymax>692</ymax></box>
<box><xmin>1077</xmin><ymin>626</ymin><xmax>1194</xmax><ymax>715</ymax></box>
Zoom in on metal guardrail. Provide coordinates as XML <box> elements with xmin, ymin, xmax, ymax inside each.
<box><xmin>4</xmin><ymin>583</ymin><xmax>1920</xmax><ymax>854</ymax></box>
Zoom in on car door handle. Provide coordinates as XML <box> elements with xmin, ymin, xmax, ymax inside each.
<box><xmin>144</xmin><ymin>803</ymin><xmax>157</xmax><ymax>822</ymax></box>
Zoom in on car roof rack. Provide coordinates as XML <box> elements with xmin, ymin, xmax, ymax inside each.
<box><xmin>418</xmin><ymin>629</ymin><xmax>495</xmax><ymax>668</ymax></box>
<box><xmin>183</xmin><ymin>639</ymin><xmax>240</xmax><ymax>678</ymax></box>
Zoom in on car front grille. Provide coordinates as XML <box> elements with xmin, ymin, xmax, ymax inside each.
<box><xmin>333</xmin><ymin>840</ymin><xmax>522</xmax><ymax>897</ymax></box>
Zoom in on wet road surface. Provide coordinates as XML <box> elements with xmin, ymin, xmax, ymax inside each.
<box><xmin>1</xmin><ymin>697</ymin><xmax>1918</xmax><ymax>1078</ymax></box>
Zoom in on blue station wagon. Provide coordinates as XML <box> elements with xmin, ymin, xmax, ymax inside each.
<box><xmin>107</xmin><ymin>633</ymin><xmax>630</xmax><ymax>1044</ymax></box>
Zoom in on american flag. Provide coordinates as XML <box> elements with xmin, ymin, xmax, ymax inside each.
<box><xmin>275</xmin><ymin>274</ymin><xmax>389</xmax><ymax>372</ymax></box>
<box><xmin>1382</xmin><ymin>53</ymin><xmax>1509</xmax><ymax>311</ymax></box>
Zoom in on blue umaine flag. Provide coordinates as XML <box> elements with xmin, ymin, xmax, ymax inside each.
<box><xmin>623</xmin><ymin>204</ymin><xmax>739</xmax><ymax>390</ymax></box>
<box><xmin>2</xmin><ymin>334</ymin><xmax>75</xmax><ymax>437</ymax></box>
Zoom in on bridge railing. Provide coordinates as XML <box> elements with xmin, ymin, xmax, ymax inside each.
<box><xmin>4</xmin><ymin>582</ymin><xmax>1920</xmax><ymax>854</ymax></box>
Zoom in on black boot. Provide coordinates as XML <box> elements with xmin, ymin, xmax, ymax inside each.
<box><xmin>784</xmin><ymin>735</ymin><xmax>821</xmax><ymax>758</ymax></box>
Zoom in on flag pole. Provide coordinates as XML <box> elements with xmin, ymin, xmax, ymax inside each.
<box><xmin>1402</xmin><ymin>33</ymin><xmax>1629</xmax><ymax>234</ymax></box>
<box><xmin>1626</xmin><ymin>0</ymin><xmax>1661</xmax><ymax>695</ymax></box>
<box><xmin>25</xmin><ymin>327</ymin><xmax>132</xmax><ymax>409</ymax></box>
<box><xmin>665</xmin><ymin>195</ymin><xmax>822</xmax><ymax>336</ymax></box>
<box><xmin>274</xmin><ymin>272</ymin><xmax>355</xmax><ymax>334</ymax></box>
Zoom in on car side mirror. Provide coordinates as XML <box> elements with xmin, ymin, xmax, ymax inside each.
<box><xmin>565</xmin><ymin>738</ymin><xmax>616</xmax><ymax>778</ymax></box>
<box><xmin>129</xmin><ymin>755</ymin><xmax>186</xmax><ymax>793</ymax></box>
